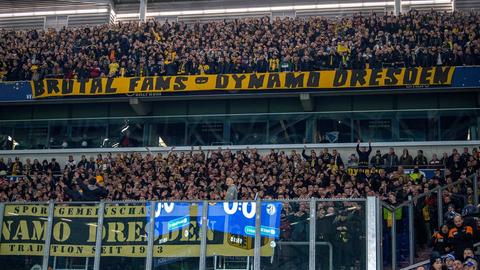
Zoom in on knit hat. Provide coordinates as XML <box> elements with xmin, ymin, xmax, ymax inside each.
<box><xmin>444</xmin><ymin>254</ymin><xmax>455</xmax><ymax>261</ymax></box>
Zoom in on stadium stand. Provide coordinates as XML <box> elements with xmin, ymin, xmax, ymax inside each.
<box><xmin>0</xmin><ymin>145</ymin><xmax>473</xmax><ymax>203</ymax></box>
<box><xmin>0</xmin><ymin>144</ymin><xmax>478</xmax><ymax>269</ymax></box>
<box><xmin>1</xmin><ymin>1</ymin><xmax>480</xmax><ymax>269</ymax></box>
<box><xmin>1</xmin><ymin>9</ymin><xmax>480</xmax><ymax>81</ymax></box>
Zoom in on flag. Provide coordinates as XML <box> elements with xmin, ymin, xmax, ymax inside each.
<box><xmin>152</xmin><ymin>28</ymin><xmax>161</xmax><ymax>42</ymax></box>
<box><xmin>325</xmin><ymin>131</ymin><xmax>339</xmax><ymax>143</ymax></box>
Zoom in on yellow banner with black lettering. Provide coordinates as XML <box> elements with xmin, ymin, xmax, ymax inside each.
<box><xmin>31</xmin><ymin>67</ymin><xmax>455</xmax><ymax>98</ymax></box>
<box><xmin>0</xmin><ymin>204</ymin><xmax>273</xmax><ymax>257</ymax></box>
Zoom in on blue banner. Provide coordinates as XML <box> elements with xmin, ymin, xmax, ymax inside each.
<box><xmin>0</xmin><ymin>81</ymin><xmax>32</xmax><ymax>101</ymax></box>
<box><xmin>451</xmin><ymin>66</ymin><xmax>480</xmax><ymax>87</ymax></box>
<box><xmin>207</xmin><ymin>202</ymin><xmax>282</xmax><ymax>239</ymax></box>
<box><xmin>145</xmin><ymin>202</ymin><xmax>282</xmax><ymax>239</ymax></box>
<box><xmin>146</xmin><ymin>202</ymin><xmax>197</xmax><ymax>238</ymax></box>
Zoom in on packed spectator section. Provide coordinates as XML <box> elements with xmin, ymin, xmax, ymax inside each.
<box><xmin>0</xmin><ymin>144</ymin><xmax>474</xmax><ymax>203</ymax></box>
<box><xmin>1</xmin><ymin>9</ymin><xmax>480</xmax><ymax>81</ymax></box>
<box><xmin>0</xmin><ymin>144</ymin><xmax>478</xmax><ymax>267</ymax></box>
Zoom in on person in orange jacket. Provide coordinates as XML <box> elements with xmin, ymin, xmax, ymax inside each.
<box><xmin>448</xmin><ymin>215</ymin><xmax>474</xmax><ymax>260</ymax></box>
<box><xmin>431</xmin><ymin>224</ymin><xmax>451</xmax><ymax>255</ymax></box>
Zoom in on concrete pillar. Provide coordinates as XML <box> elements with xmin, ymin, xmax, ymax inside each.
<box><xmin>129</xmin><ymin>98</ymin><xmax>152</xmax><ymax>116</ymax></box>
<box><xmin>139</xmin><ymin>0</ymin><xmax>147</xmax><ymax>22</ymax></box>
<box><xmin>394</xmin><ymin>0</ymin><xmax>402</xmax><ymax>16</ymax></box>
<box><xmin>300</xmin><ymin>93</ymin><xmax>313</xmax><ymax>111</ymax></box>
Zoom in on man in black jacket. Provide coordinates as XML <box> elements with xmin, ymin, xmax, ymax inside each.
<box><xmin>78</xmin><ymin>177</ymin><xmax>108</xmax><ymax>201</ymax></box>
<box><xmin>49</xmin><ymin>158</ymin><xmax>61</xmax><ymax>174</ymax></box>
<box><xmin>413</xmin><ymin>150</ymin><xmax>428</xmax><ymax>167</ymax></box>
<box><xmin>383</xmin><ymin>147</ymin><xmax>399</xmax><ymax>172</ymax></box>
<box><xmin>356</xmin><ymin>140</ymin><xmax>372</xmax><ymax>168</ymax></box>
<box><xmin>370</xmin><ymin>150</ymin><xmax>384</xmax><ymax>168</ymax></box>
<box><xmin>302</xmin><ymin>146</ymin><xmax>321</xmax><ymax>171</ymax></box>
<box><xmin>62</xmin><ymin>174</ymin><xmax>107</xmax><ymax>201</ymax></box>
<box><xmin>253</xmin><ymin>55</ymin><xmax>268</xmax><ymax>73</ymax></box>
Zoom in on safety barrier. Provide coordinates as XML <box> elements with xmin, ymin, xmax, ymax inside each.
<box><xmin>382</xmin><ymin>173</ymin><xmax>479</xmax><ymax>269</ymax></box>
<box><xmin>0</xmin><ymin>197</ymin><xmax>379</xmax><ymax>270</ymax></box>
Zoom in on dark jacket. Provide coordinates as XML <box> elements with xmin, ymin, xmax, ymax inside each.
<box><xmin>399</xmin><ymin>154</ymin><xmax>413</xmax><ymax>166</ymax></box>
<box><xmin>356</xmin><ymin>144</ymin><xmax>372</xmax><ymax>167</ymax></box>
<box><xmin>430</xmin><ymin>231</ymin><xmax>450</xmax><ymax>255</ymax></box>
<box><xmin>448</xmin><ymin>224</ymin><xmax>474</xmax><ymax>258</ymax></box>
<box><xmin>302</xmin><ymin>149</ymin><xmax>321</xmax><ymax>171</ymax></box>
<box><xmin>383</xmin><ymin>153</ymin><xmax>399</xmax><ymax>168</ymax></box>
<box><xmin>413</xmin><ymin>155</ymin><xmax>428</xmax><ymax>166</ymax></box>
<box><xmin>370</xmin><ymin>154</ymin><xmax>384</xmax><ymax>167</ymax></box>
<box><xmin>77</xmin><ymin>179</ymin><xmax>108</xmax><ymax>201</ymax></box>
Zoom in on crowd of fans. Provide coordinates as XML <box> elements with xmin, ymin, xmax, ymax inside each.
<box><xmin>0</xmin><ymin>144</ymin><xmax>478</xmax><ymax>268</ymax></box>
<box><xmin>0</xmin><ymin>144</ymin><xmax>475</xmax><ymax>203</ymax></box>
<box><xmin>416</xmin><ymin>209</ymin><xmax>480</xmax><ymax>269</ymax></box>
<box><xmin>0</xmin><ymin>144</ymin><xmax>475</xmax><ymax>204</ymax></box>
<box><xmin>1</xmin><ymin>9</ymin><xmax>480</xmax><ymax>81</ymax></box>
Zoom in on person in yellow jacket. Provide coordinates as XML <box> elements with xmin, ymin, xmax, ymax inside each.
<box><xmin>198</xmin><ymin>59</ymin><xmax>210</xmax><ymax>75</ymax></box>
<box><xmin>268</xmin><ymin>55</ymin><xmax>280</xmax><ymax>72</ymax></box>
<box><xmin>164</xmin><ymin>47</ymin><xmax>176</xmax><ymax>61</ymax></box>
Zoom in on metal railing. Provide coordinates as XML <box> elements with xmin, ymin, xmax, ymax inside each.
<box><xmin>0</xmin><ymin>197</ymin><xmax>379</xmax><ymax>270</ymax></box>
<box><xmin>382</xmin><ymin>172</ymin><xmax>479</xmax><ymax>270</ymax></box>
<box><xmin>400</xmin><ymin>242</ymin><xmax>480</xmax><ymax>270</ymax></box>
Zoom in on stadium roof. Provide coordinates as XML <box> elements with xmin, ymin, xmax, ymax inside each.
<box><xmin>0</xmin><ymin>0</ymin><xmax>475</xmax><ymax>30</ymax></box>
<box><xmin>0</xmin><ymin>0</ymin><xmax>111</xmax><ymax>13</ymax></box>
<box><xmin>114</xmin><ymin>0</ymin><xmax>210</xmax><ymax>3</ymax></box>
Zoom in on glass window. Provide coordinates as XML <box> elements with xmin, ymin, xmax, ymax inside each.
<box><xmin>355</xmin><ymin>119</ymin><xmax>392</xmax><ymax>142</ymax></box>
<box><xmin>261</xmin><ymin>201</ymin><xmax>310</xmax><ymax>270</ymax></box>
<box><xmin>13</xmin><ymin>122</ymin><xmax>48</xmax><ymax>149</ymax></box>
<box><xmin>108</xmin><ymin>120</ymin><xmax>144</xmax><ymax>147</ymax></box>
<box><xmin>317</xmin><ymin>118</ymin><xmax>352</xmax><ymax>143</ymax></box>
<box><xmin>268</xmin><ymin>117</ymin><xmax>306</xmax><ymax>144</ymax></box>
<box><xmin>187</xmin><ymin>122</ymin><xmax>225</xmax><ymax>146</ymax></box>
<box><xmin>441</xmin><ymin>116</ymin><xmax>474</xmax><ymax>140</ymax></box>
<box><xmin>153</xmin><ymin>121</ymin><xmax>186</xmax><ymax>147</ymax></box>
<box><xmin>315</xmin><ymin>200</ymin><xmax>366</xmax><ymax>270</ymax></box>
<box><xmin>231</xmin><ymin>122</ymin><xmax>267</xmax><ymax>145</ymax></box>
<box><xmin>399</xmin><ymin>118</ymin><xmax>428</xmax><ymax>141</ymax></box>
<box><xmin>70</xmin><ymin>120</ymin><xmax>107</xmax><ymax>148</ymax></box>
<box><xmin>0</xmin><ymin>125</ymin><xmax>14</xmax><ymax>150</ymax></box>
<box><xmin>49</xmin><ymin>122</ymin><xmax>69</xmax><ymax>148</ymax></box>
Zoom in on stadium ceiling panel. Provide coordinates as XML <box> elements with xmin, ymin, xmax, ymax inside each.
<box><xmin>0</xmin><ymin>0</ymin><xmax>110</xmax><ymax>12</ymax></box>
<box><xmin>114</xmin><ymin>0</ymin><xmax>211</xmax><ymax>3</ymax></box>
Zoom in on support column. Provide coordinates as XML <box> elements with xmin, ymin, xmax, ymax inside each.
<box><xmin>391</xmin><ymin>207</ymin><xmax>397</xmax><ymax>270</ymax></box>
<box><xmin>129</xmin><ymin>97</ymin><xmax>152</xmax><ymax>116</ymax></box>
<box><xmin>474</xmin><ymin>173</ymin><xmax>479</xmax><ymax>206</ymax></box>
<box><xmin>139</xmin><ymin>0</ymin><xmax>147</xmax><ymax>22</ymax></box>
<box><xmin>394</xmin><ymin>0</ymin><xmax>402</xmax><ymax>16</ymax></box>
<box><xmin>253</xmin><ymin>200</ymin><xmax>261</xmax><ymax>270</ymax></box>
<box><xmin>199</xmin><ymin>201</ymin><xmax>208</xmax><ymax>270</ymax></box>
<box><xmin>437</xmin><ymin>189</ymin><xmax>443</xmax><ymax>227</ymax></box>
<box><xmin>42</xmin><ymin>201</ymin><xmax>55</xmax><ymax>270</ymax></box>
<box><xmin>366</xmin><ymin>197</ymin><xmax>379</xmax><ymax>270</ymax></box>
<box><xmin>309</xmin><ymin>198</ymin><xmax>316</xmax><ymax>270</ymax></box>
<box><xmin>408</xmin><ymin>197</ymin><xmax>414</xmax><ymax>266</ymax></box>
<box><xmin>300</xmin><ymin>93</ymin><xmax>313</xmax><ymax>111</ymax></box>
<box><xmin>0</xmin><ymin>203</ymin><xmax>4</xmax><ymax>236</ymax></box>
<box><xmin>93</xmin><ymin>202</ymin><xmax>106</xmax><ymax>270</ymax></box>
<box><xmin>145</xmin><ymin>202</ymin><xmax>155</xmax><ymax>270</ymax></box>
